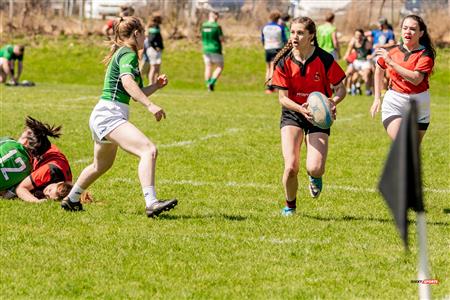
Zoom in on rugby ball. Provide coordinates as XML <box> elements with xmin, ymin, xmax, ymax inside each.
<box><xmin>307</xmin><ymin>92</ymin><xmax>333</xmax><ymax>129</ymax></box>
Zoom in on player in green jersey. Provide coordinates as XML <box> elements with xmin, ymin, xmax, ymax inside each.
<box><xmin>61</xmin><ymin>16</ymin><xmax>177</xmax><ymax>217</ymax></box>
<box><xmin>0</xmin><ymin>44</ymin><xmax>25</xmax><ymax>85</ymax></box>
<box><xmin>0</xmin><ymin>138</ymin><xmax>32</xmax><ymax>191</ymax></box>
<box><xmin>201</xmin><ymin>10</ymin><xmax>224</xmax><ymax>91</ymax></box>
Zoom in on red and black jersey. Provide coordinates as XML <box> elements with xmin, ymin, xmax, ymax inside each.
<box><xmin>377</xmin><ymin>44</ymin><xmax>434</xmax><ymax>94</ymax></box>
<box><xmin>272</xmin><ymin>47</ymin><xmax>346</xmax><ymax>104</ymax></box>
<box><xmin>30</xmin><ymin>144</ymin><xmax>72</xmax><ymax>190</ymax></box>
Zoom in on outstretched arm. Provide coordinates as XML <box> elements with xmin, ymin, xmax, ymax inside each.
<box><xmin>121</xmin><ymin>74</ymin><xmax>166</xmax><ymax>121</ymax></box>
<box><xmin>15</xmin><ymin>177</ymin><xmax>45</xmax><ymax>203</ymax></box>
<box><xmin>141</xmin><ymin>74</ymin><xmax>168</xmax><ymax>96</ymax></box>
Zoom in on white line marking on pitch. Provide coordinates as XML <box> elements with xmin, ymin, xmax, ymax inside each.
<box><xmin>159</xmin><ymin>128</ymin><xmax>240</xmax><ymax>148</ymax></box>
<box><xmin>157</xmin><ymin>179</ymin><xmax>450</xmax><ymax>194</ymax></box>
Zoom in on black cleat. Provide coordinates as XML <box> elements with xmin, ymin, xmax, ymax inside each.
<box><xmin>146</xmin><ymin>199</ymin><xmax>178</xmax><ymax>218</ymax></box>
<box><xmin>61</xmin><ymin>198</ymin><xmax>83</xmax><ymax>211</ymax></box>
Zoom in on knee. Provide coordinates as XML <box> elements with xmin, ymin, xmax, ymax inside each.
<box><xmin>141</xmin><ymin>142</ymin><xmax>158</xmax><ymax>160</ymax></box>
<box><xmin>307</xmin><ymin>165</ymin><xmax>325</xmax><ymax>178</ymax></box>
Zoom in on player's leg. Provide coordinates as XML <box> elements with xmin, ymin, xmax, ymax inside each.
<box><xmin>209</xmin><ymin>54</ymin><xmax>223</xmax><ymax>91</ymax></box>
<box><xmin>345</xmin><ymin>64</ymin><xmax>354</xmax><ymax>94</ymax></box>
<box><xmin>281</xmin><ymin>125</ymin><xmax>303</xmax><ymax>215</ymax></box>
<box><xmin>106</xmin><ymin>121</ymin><xmax>177</xmax><ymax>217</ymax></box>
<box><xmin>305</xmin><ymin>132</ymin><xmax>328</xmax><ymax>198</ymax></box>
<box><xmin>203</xmin><ymin>54</ymin><xmax>212</xmax><ymax>90</ymax></box>
<box><xmin>62</xmin><ymin>141</ymin><xmax>118</xmax><ymax>211</ymax></box>
<box><xmin>0</xmin><ymin>58</ymin><xmax>7</xmax><ymax>83</ymax></box>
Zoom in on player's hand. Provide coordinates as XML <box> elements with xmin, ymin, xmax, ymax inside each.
<box><xmin>329</xmin><ymin>99</ymin><xmax>337</xmax><ymax>120</ymax></box>
<box><xmin>156</xmin><ymin>74</ymin><xmax>168</xmax><ymax>89</ymax></box>
<box><xmin>147</xmin><ymin>103</ymin><xmax>166</xmax><ymax>121</ymax></box>
<box><xmin>300</xmin><ymin>103</ymin><xmax>313</xmax><ymax>122</ymax></box>
<box><xmin>370</xmin><ymin>98</ymin><xmax>381</xmax><ymax>118</ymax></box>
<box><xmin>374</xmin><ymin>48</ymin><xmax>391</xmax><ymax>63</ymax></box>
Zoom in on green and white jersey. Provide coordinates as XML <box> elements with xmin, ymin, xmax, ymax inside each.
<box><xmin>0</xmin><ymin>139</ymin><xmax>32</xmax><ymax>191</ymax></box>
<box><xmin>0</xmin><ymin>45</ymin><xmax>23</xmax><ymax>61</ymax></box>
<box><xmin>100</xmin><ymin>47</ymin><xmax>143</xmax><ymax>105</ymax></box>
<box><xmin>201</xmin><ymin>21</ymin><xmax>223</xmax><ymax>54</ymax></box>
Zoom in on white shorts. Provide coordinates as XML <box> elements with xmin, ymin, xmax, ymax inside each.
<box><xmin>145</xmin><ymin>47</ymin><xmax>162</xmax><ymax>65</ymax></box>
<box><xmin>89</xmin><ymin>100</ymin><xmax>129</xmax><ymax>143</ymax></box>
<box><xmin>382</xmin><ymin>89</ymin><xmax>430</xmax><ymax>126</ymax></box>
<box><xmin>203</xmin><ymin>53</ymin><xmax>224</xmax><ymax>65</ymax></box>
<box><xmin>352</xmin><ymin>59</ymin><xmax>371</xmax><ymax>71</ymax></box>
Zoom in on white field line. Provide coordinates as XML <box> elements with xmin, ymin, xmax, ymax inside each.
<box><xmin>73</xmin><ymin>128</ymin><xmax>241</xmax><ymax>164</ymax></box>
<box><xmin>107</xmin><ymin>178</ymin><xmax>449</xmax><ymax>194</ymax></box>
<box><xmin>159</xmin><ymin>128</ymin><xmax>240</xmax><ymax>148</ymax></box>
<box><xmin>73</xmin><ymin>158</ymin><xmax>92</xmax><ymax>164</ymax></box>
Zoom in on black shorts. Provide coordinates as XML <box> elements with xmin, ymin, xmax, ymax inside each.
<box><xmin>265</xmin><ymin>48</ymin><xmax>281</xmax><ymax>63</ymax></box>
<box><xmin>280</xmin><ymin>107</ymin><xmax>331</xmax><ymax>135</ymax></box>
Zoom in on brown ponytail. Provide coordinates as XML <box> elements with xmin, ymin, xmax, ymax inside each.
<box><xmin>102</xmin><ymin>16</ymin><xmax>144</xmax><ymax>65</ymax></box>
<box><xmin>24</xmin><ymin>116</ymin><xmax>62</xmax><ymax>158</ymax></box>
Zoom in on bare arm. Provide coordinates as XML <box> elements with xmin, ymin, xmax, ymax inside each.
<box><xmin>121</xmin><ymin>74</ymin><xmax>166</xmax><ymax>121</ymax></box>
<box><xmin>278</xmin><ymin>89</ymin><xmax>313</xmax><ymax>122</ymax></box>
<box><xmin>370</xmin><ymin>65</ymin><xmax>385</xmax><ymax>118</ymax></box>
<box><xmin>375</xmin><ymin>48</ymin><xmax>425</xmax><ymax>85</ymax></box>
<box><xmin>343</xmin><ymin>39</ymin><xmax>355</xmax><ymax>62</ymax></box>
<box><xmin>141</xmin><ymin>74</ymin><xmax>168</xmax><ymax>96</ymax></box>
<box><xmin>15</xmin><ymin>177</ymin><xmax>45</xmax><ymax>203</ymax></box>
<box><xmin>331</xmin><ymin>81</ymin><xmax>346</xmax><ymax>105</ymax></box>
<box><xmin>16</xmin><ymin>61</ymin><xmax>23</xmax><ymax>81</ymax></box>
<box><xmin>332</xmin><ymin>31</ymin><xmax>340</xmax><ymax>58</ymax></box>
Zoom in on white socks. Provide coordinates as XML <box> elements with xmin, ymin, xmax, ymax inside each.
<box><xmin>143</xmin><ymin>186</ymin><xmax>157</xmax><ymax>207</ymax></box>
<box><xmin>67</xmin><ymin>184</ymin><xmax>85</xmax><ymax>203</ymax></box>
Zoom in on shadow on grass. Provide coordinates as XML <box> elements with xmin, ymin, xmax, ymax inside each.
<box><xmin>301</xmin><ymin>213</ymin><xmax>449</xmax><ymax>227</ymax></box>
<box><xmin>157</xmin><ymin>213</ymin><xmax>247</xmax><ymax>221</ymax></box>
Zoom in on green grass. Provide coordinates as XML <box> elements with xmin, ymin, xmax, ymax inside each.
<box><xmin>0</xmin><ymin>38</ymin><xmax>449</xmax><ymax>299</ymax></box>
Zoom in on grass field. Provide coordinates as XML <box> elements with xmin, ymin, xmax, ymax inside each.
<box><xmin>1</xmin><ymin>37</ymin><xmax>449</xmax><ymax>299</ymax></box>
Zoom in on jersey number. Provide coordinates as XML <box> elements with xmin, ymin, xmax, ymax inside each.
<box><xmin>0</xmin><ymin>150</ymin><xmax>27</xmax><ymax>181</ymax></box>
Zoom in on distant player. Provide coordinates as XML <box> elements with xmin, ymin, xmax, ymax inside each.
<box><xmin>343</xmin><ymin>29</ymin><xmax>373</xmax><ymax>95</ymax></box>
<box><xmin>317</xmin><ymin>12</ymin><xmax>340</xmax><ymax>61</ymax></box>
<box><xmin>261</xmin><ymin>10</ymin><xmax>287</xmax><ymax>94</ymax></box>
<box><xmin>271</xmin><ymin>17</ymin><xmax>346</xmax><ymax>216</ymax></box>
<box><xmin>61</xmin><ymin>16</ymin><xmax>177</xmax><ymax>217</ymax></box>
<box><xmin>201</xmin><ymin>10</ymin><xmax>224</xmax><ymax>92</ymax></box>
<box><xmin>371</xmin><ymin>15</ymin><xmax>435</xmax><ymax>144</ymax></box>
<box><xmin>0</xmin><ymin>44</ymin><xmax>25</xmax><ymax>85</ymax></box>
<box><xmin>140</xmin><ymin>14</ymin><xmax>164</xmax><ymax>84</ymax></box>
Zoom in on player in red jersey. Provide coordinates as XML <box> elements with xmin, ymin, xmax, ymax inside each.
<box><xmin>14</xmin><ymin>117</ymin><xmax>73</xmax><ymax>202</ymax></box>
<box><xmin>271</xmin><ymin>17</ymin><xmax>346</xmax><ymax>216</ymax></box>
<box><xmin>370</xmin><ymin>15</ymin><xmax>435</xmax><ymax>143</ymax></box>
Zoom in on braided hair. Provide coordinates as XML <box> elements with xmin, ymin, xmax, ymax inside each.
<box><xmin>24</xmin><ymin>116</ymin><xmax>62</xmax><ymax>159</ymax></box>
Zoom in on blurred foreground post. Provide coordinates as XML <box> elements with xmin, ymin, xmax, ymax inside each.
<box><xmin>378</xmin><ymin>100</ymin><xmax>431</xmax><ymax>299</ymax></box>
